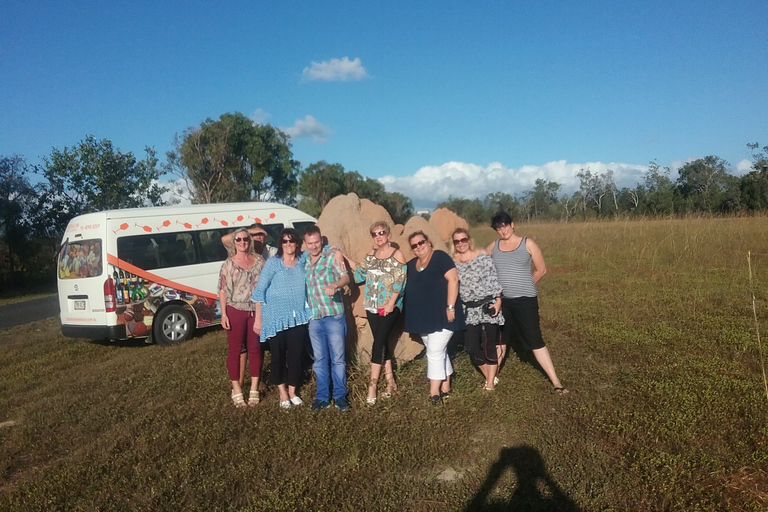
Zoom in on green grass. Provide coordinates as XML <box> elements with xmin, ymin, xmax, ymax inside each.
<box><xmin>1</xmin><ymin>216</ymin><xmax>767</xmax><ymax>511</ymax></box>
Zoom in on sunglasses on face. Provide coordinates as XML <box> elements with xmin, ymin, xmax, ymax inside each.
<box><xmin>452</xmin><ymin>237</ymin><xmax>469</xmax><ymax>245</ymax></box>
<box><xmin>370</xmin><ymin>230</ymin><xmax>387</xmax><ymax>238</ymax></box>
<box><xmin>281</xmin><ymin>239</ymin><xmax>297</xmax><ymax>245</ymax></box>
<box><xmin>234</xmin><ymin>237</ymin><xmax>250</xmax><ymax>243</ymax></box>
<box><xmin>410</xmin><ymin>239</ymin><xmax>427</xmax><ymax>250</ymax></box>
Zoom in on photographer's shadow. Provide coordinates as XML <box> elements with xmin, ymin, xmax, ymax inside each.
<box><xmin>464</xmin><ymin>445</ymin><xmax>580</xmax><ymax>512</ymax></box>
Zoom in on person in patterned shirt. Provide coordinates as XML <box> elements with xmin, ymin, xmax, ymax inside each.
<box><xmin>303</xmin><ymin>226</ymin><xmax>351</xmax><ymax>412</ymax></box>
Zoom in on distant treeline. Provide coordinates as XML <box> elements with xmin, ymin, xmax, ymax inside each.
<box><xmin>2</xmin><ymin>108</ymin><xmax>766</xmax><ymax>286</ymax></box>
<box><xmin>438</xmin><ymin>146</ymin><xmax>768</xmax><ymax>225</ymax></box>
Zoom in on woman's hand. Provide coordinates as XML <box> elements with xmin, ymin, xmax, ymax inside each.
<box><xmin>383</xmin><ymin>302</ymin><xmax>394</xmax><ymax>316</ymax></box>
<box><xmin>252</xmin><ymin>317</ymin><xmax>261</xmax><ymax>335</ymax></box>
<box><xmin>446</xmin><ymin>307</ymin><xmax>455</xmax><ymax>323</ymax></box>
<box><xmin>491</xmin><ymin>298</ymin><xmax>502</xmax><ymax>317</ymax></box>
<box><xmin>221</xmin><ymin>314</ymin><xmax>231</xmax><ymax>330</ymax></box>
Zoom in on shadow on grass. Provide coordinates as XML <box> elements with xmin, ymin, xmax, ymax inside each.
<box><xmin>464</xmin><ymin>445</ymin><xmax>580</xmax><ymax>512</ymax></box>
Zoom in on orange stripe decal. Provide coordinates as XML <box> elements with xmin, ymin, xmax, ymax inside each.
<box><xmin>106</xmin><ymin>254</ymin><xmax>218</xmax><ymax>299</ymax></box>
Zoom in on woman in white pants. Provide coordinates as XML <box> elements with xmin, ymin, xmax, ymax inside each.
<box><xmin>403</xmin><ymin>231</ymin><xmax>465</xmax><ymax>404</ymax></box>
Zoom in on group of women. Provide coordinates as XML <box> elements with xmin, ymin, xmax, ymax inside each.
<box><xmin>217</xmin><ymin>213</ymin><xmax>567</xmax><ymax>409</ymax></box>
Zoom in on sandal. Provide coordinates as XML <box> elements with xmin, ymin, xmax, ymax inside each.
<box><xmin>247</xmin><ymin>390</ymin><xmax>260</xmax><ymax>406</ymax></box>
<box><xmin>231</xmin><ymin>392</ymin><xmax>246</xmax><ymax>408</ymax></box>
<box><xmin>366</xmin><ymin>380</ymin><xmax>378</xmax><ymax>405</ymax></box>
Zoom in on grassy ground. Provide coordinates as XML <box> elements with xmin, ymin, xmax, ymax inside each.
<box><xmin>1</xmin><ymin>217</ymin><xmax>767</xmax><ymax>511</ymax></box>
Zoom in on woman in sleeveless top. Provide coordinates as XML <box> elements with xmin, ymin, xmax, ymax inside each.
<box><xmin>486</xmin><ymin>212</ymin><xmax>568</xmax><ymax>394</ymax></box>
<box><xmin>218</xmin><ymin>228</ymin><xmax>265</xmax><ymax>407</ymax></box>
<box><xmin>351</xmin><ymin>221</ymin><xmax>407</xmax><ymax>405</ymax></box>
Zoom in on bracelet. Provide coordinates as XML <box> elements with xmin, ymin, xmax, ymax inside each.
<box><xmin>446</xmin><ymin>304</ymin><xmax>455</xmax><ymax>311</ymax></box>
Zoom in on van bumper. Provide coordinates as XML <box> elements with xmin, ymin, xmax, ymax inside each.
<box><xmin>61</xmin><ymin>324</ymin><xmax>127</xmax><ymax>340</ymax></box>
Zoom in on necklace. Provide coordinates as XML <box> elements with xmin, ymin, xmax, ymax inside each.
<box><xmin>418</xmin><ymin>252</ymin><xmax>432</xmax><ymax>272</ymax></box>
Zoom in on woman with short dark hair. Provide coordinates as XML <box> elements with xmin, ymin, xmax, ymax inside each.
<box><xmin>486</xmin><ymin>212</ymin><xmax>568</xmax><ymax>394</ymax></box>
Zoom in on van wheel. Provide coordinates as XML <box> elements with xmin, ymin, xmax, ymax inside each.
<box><xmin>153</xmin><ymin>305</ymin><xmax>194</xmax><ymax>346</ymax></box>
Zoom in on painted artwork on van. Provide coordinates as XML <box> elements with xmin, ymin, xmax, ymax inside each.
<box><xmin>58</xmin><ymin>239</ymin><xmax>103</xmax><ymax>279</ymax></box>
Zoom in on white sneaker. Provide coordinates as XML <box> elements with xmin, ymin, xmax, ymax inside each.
<box><xmin>290</xmin><ymin>396</ymin><xmax>304</xmax><ymax>406</ymax></box>
<box><xmin>279</xmin><ymin>400</ymin><xmax>291</xmax><ymax>409</ymax></box>
<box><xmin>494</xmin><ymin>376</ymin><xmax>499</xmax><ymax>385</ymax></box>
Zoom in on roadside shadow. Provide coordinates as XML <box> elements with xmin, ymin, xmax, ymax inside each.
<box><xmin>464</xmin><ymin>445</ymin><xmax>580</xmax><ymax>512</ymax></box>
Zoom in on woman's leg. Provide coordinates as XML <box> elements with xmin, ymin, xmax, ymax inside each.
<box><xmin>285</xmin><ymin>324</ymin><xmax>308</xmax><ymax>398</ymax></box>
<box><xmin>269</xmin><ymin>331</ymin><xmax>289</xmax><ymax>402</ymax></box>
<box><xmin>245</xmin><ymin>313</ymin><xmax>262</xmax><ymax>394</ymax></box>
<box><xmin>226</xmin><ymin>306</ymin><xmax>246</xmax><ymax>396</ymax></box>
<box><xmin>421</xmin><ymin>329</ymin><xmax>454</xmax><ymax>397</ymax></box>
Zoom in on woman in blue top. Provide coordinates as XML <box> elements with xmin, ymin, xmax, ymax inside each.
<box><xmin>403</xmin><ymin>231</ymin><xmax>465</xmax><ymax>405</ymax></box>
<box><xmin>252</xmin><ymin>228</ymin><xmax>312</xmax><ymax>409</ymax></box>
<box><xmin>351</xmin><ymin>221</ymin><xmax>407</xmax><ymax>405</ymax></box>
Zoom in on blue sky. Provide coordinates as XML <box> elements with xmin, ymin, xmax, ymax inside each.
<box><xmin>2</xmin><ymin>1</ymin><xmax>766</xmax><ymax>208</ymax></box>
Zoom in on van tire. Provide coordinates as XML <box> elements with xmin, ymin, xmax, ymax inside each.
<box><xmin>153</xmin><ymin>305</ymin><xmax>194</xmax><ymax>345</ymax></box>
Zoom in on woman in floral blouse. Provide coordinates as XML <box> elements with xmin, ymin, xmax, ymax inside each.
<box><xmin>218</xmin><ymin>228</ymin><xmax>265</xmax><ymax>407</ymax></box>
<box><xmin>451</xmin><ymin>228</ymin><xmax>504</xmax><ymax>390</ymax></box>
<box><xmin>352</xmin><ymin>221</ymin><xmax>407</xmax><ymax>405</ymax></box>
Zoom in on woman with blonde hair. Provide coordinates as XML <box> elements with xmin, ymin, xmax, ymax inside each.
<box><xmin>352</xmin><ymin>221</ymin><xmax>407</xmax><ymax>405</ymax></box>
<box><xmin>218</xmin><ymin>228</ymin><xmax>265</xmax><ymax>407</ymax></box>
<box><xmin>451</xmin><ymin>227</ymin><xmax>503</xmax><ymax>390</ymax></box>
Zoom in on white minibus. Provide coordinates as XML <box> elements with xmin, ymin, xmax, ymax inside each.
<box><xmin>57</xmin><ymin>202</ymin><xmax>316</xmax><ymax>344</ymax></box>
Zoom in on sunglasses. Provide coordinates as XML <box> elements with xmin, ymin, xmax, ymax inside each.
<box><xmin>370</xmin><ymin>230</ymin><xmax>387</xmax><ymax>238</ymax></box>
<box><xmin>452</xmin><ymin>237</ymin><xmax>470</xmax><ymax>245</ymax></box>
<box><xmin>281</xmin><ymin>239</ymin><xmax>297</xmax><ymax>245</ymax></box>
<box><xmin>410</xmin><ymin>239</ymin><xmax>427</xmax><ymax>250</ymax></box>
<box><xmin>234</xmin><ymin>237</ymin><xmax>250</xmax><ymax>243</ymax></box>
<box><xmin>251</xmin><ymin>233</ymin><xmax>266</xmax><ymax>238</ymax></box>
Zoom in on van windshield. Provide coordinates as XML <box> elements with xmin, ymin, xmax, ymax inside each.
<box><xmin>58</xmin><ymin>239</ymin><xmax>103</xmax><ymax>279</ymax></box>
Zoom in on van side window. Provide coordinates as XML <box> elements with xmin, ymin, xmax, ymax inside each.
<box><xmin>261</xmin><ymin>223</ymin><xmax>284</xmax><ymax>252</ymax></box>
<box><xmin>117</xmin><ymin>233</ymin><xmax>197</xmax><ymax>270</ymax></box>
<box><xmin>198</xmin><ymin>229</ymin><xmax>229</xmax><ymax>263</ymax></box>
<box><xmin>292</xmin><ymin>221</ymin><xmax>316</xmax><ymax>237</ymax></box>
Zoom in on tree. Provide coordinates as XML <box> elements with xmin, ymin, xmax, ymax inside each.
<box><xmin>523</xmin><ymin>179</ymin><xmax>562</xmax><ymax>220</ymax></box>
<box><xmin>740</xmin><ymin>142</ymin><xmax>768</xmax><ymax>211</ymax></box>
<box><xmin>42</xmin><ymin>135</ymin><xmax>166</xmax><ymax>222</ymax></box>
<box><xmin>643</xmin><ymin>161</ymin><xmax>674</xmax><ymax>215</ymax></box>
<box><xmin>436</xmin><ymin>196</ymin><xmax>486</xmax><ymax>225</ymax></box>
<box><xmin>298</xmin><ymin>161</ymin><xmax>346</xmax><ymax>211</ymax></box>
<box><xmin>676</xmin><ymin>156</ymin><xmax>730</xmax><ymax>212</ymax></box>
<box><xmin>169</xmin><ymin>112</ymin><xmax>299</xmax><ymax>204</ymax></box>
<box><xmin>297</xmin><ymin>161</ymin><xmax>414</xmax><ymax>224</ymax></box>
<box><xmin>0</xmin><ymin>156</ymin><xmax>38</xmax><ymax>286</ymax></box>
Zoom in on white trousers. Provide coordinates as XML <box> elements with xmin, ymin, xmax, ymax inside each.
<box><xmin>421</xmin><ymin>329</ymin><xmax>454</xmax><ymax>380</ymax></box>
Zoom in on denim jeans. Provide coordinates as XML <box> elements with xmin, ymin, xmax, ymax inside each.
<box><xmin>308</xmin><ymin>313</ymin><xmax>348</xmax><ymax>400</ymax></box>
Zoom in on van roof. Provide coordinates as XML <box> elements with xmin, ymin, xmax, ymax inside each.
<box><xmin>98</xmin><ymin>202</ymin><xmax>310</xmax><ymax>219</ymax></box>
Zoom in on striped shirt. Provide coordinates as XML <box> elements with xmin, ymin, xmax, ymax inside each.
<box><xmin>305</xmin><ymin>249</ymin><xmax>346</xmax><ymax>319</ymax></box>
<box><xmin>491</xmin><ymin>237</ymin><xmax>538</xmax><ymax>298</ymax></box>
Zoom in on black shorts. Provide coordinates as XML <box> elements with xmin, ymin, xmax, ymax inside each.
<box><xmin>500</xmin><ymin>296</ymin><xmax>546</xmax><ymax>350</ymax></box>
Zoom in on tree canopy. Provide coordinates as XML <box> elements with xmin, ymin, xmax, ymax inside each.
<box><xmin>298</xmin><ymin>161</ymin><xmax>414</xmax><ymax>224</ymax></box>
<box><xmin>42</xmin><ymin>135</ymin><xmax>166</xmax><ymax>221</ymax></box>
<box><xmin>168</xmin><ymin>112</ymin><xmax>299</xmax><ymax>204</ymax></box>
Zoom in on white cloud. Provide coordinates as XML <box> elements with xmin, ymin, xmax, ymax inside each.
<box><xmin>301</xmin><ymin>57</ymin><xmax>368</xmax><ymax>82</ymax></box>
<box><xmin>250</xmin><ymin>108</ymin><xmax>271</xmax><ymax>124</ymax></box>
<box><xmin>378</xmin><ymin>160</ymin><xmax>648</xmax><ymax>208</ymax></box>
<box><xmin>282</xmin><ymin>115</ymin><xmax>333</xmax><ymax>143</ymax></box>
<box><xmin>735</xmin><ymin>159</ymin><xmax>754</xmax><ymax>176</ymax></box>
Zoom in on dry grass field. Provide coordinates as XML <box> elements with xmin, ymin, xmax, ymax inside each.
<box><xmin>1</xmin><ymin>216</ymin><xmax>766</xmax><ymax>511</ymax></box>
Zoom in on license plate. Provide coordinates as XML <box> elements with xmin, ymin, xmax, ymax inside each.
<box><xmin>74</xmin><ymin>300</ymin><xmax>86</xmax><ymax>311</ymax></box>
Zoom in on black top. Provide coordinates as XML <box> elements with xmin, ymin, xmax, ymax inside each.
<box><xmin>403</xmin><ymin>250</ymin><xmax>466</xmax><ymax>334</ymax></box>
